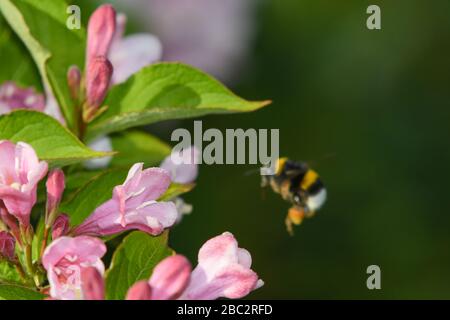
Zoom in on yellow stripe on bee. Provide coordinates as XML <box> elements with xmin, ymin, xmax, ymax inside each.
<box><xmin>301</xmin><ymin>169</ymin><xmax>319</xmax><ymax>190</ymax></box>
<box><xmin>275</xmin><ymin>157</ymin><xmax>288</xmax><ymax>175</ymax></box>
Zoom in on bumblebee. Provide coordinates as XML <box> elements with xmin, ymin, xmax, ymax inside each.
<box><xmin>261</xmin><ymin>157</ymin><xmax>327</xmax><ymax>235</ymax></box>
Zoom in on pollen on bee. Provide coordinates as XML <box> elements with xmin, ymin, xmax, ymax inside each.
<box><xmin>285</xmin><ymin>206</ymin><xmax>305</xmax><ymax>236</ymax></box>
<box><xmin>288</xmin><ymin>206</ymin><xmax>305</xmax><ymax>225</ymax></box>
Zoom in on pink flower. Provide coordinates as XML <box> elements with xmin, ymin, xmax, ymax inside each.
<box><xmin>0</xmin><ymin>141</ymin><xmax>48</xmax><ymax>225</ymax></box>
<box><xmin>0</xmin><ymin>81</ymin><xmax>65</xmax><ymax>123</ymax></box>
<box><xmin>42</xmin><ymin>236</ymin><xmax>106</xmax><ymax>300</ymax></box>
<box><xmin>73</xmin><ymin>163</ymin><xmax>177</xmax><ymax>237</ymax></box>
<box><xmin>45</xmin><ymin>169</ymin><xmax>65</xmax><ymax>226</ymax></box>
<box><xmin>149</xmin><ymin>255</ymin><xmax>192</xmax><ymax>300</ymax></box>
<box><xmin>179</xmin><ymin>232</ymin><xmax>263</xmax><ymax>300</ymax></box>
<box><xmin>108</xmin><ymin>13</ymin><xmax>162</xmax><ymax>84</ymax></box>
<box><xmin>84</xmin><ymin>56</ymin><xmax>113</xmax><ymax>121</ymax></box>
<box><xmin>126</xmin><ymin>281</ymin><xmax>152</xmax><ymax>300</ymax></box>
<box><xmin>67</xmin><ymin>66</ymin><xmax>82</xmax><ymax>100</ymax></box>
<box><xmin>86</xmin><ymin>4</ymin><xmax>116</xmax><ymax>69</ymax></box>
<box><xmin>0</xmin><ymin>202</ymin><xmax>20</xmax><ymax>242</ymax></box>
<box><xmin>51</xmin><ymin>214</ymin><xmax>70</xmax><ymax>239</ymax></box>
<box><xmin>0</xmin><ymin>81</ymin><xmax>45</xmax><ymax>114</ymax></box>
<box><xmin>139</xmin><ymin>233</ymin><xmax>262</xmax><ymax>300</ymax></box>
<box><xmin>118</xmin><ymin>0</ymin><xmax>256</xmax><ymax>82</ymax></box>
<box><xmin>160</xmin><ymin>145</ymin><xmax>199</xmax><ymax>184</ymax></box>
<box><xmin>0</xmin><ymin>231</ymin><xmax>15</xmax><ymax>261</ymax></box>
<box><xmin>160</xmin><ymin>145</ymin><xmax>199</xmax><ymax>223</ymax></box>
<box><xmin>80</xmin><ymin>267</ymin><xmax>105</xmax><ymax>300</ymax></box>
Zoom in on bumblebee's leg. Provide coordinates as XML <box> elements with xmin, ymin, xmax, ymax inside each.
<box><xmin>285</xmin><ymin>206</ymin><xmax>305</xmax><ymax>236</ymax></box>
<box><xmin>304</xmin><ymin>210</ymin><xmax>317</xmax><ymax>219</ymax></box>
<box><xmin>285</xmin><ymin>215</ymin><xmax>294</xmax><ymax>236</ymax></box>
<box><xmin>261</xmin><ymin>175</ymin><xmax>269</xmax><ymax>188</ymax></box>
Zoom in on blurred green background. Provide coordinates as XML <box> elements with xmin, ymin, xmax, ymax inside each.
<box><xmin>166</xmin><ymin>0</ymin><xmax>450</xmax><ymax>299</ymax></box>
<box><xmin>15</xmin><ymin>0</ymin><xmax>450</xmax><ymax>298</ymax></box>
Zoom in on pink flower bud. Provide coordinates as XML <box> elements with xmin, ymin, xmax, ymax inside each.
<box><xmin>0</xmin><ymin>231</ymin><xmax>15</xmax><ymax>261</ymax></box>
<box><xmin>51</xmin><ymin>214</ymin><xmax>70</xmax><ymax>239</ymax></box>
<box><xmin>149</xmin><ymin>255</ymin><xmax>191</xmax><ymax>300</ymax></box>
<box><xmin>67</xmin><ymin>65</ymin><xmax>81</xmax><ymax>100</ymax></box>
<box><xmin>87</xmin><ymin>5</ymin><xmax>116</xmax><ymax>67</ymax></box>
<box><xmin>81</xmin><ymin>267</ymin><xmax>105</xmax><ymax>300</ymax></box>
<box><xmin>0</xmin><ymin>203</ymin><xmax>19</xmax><ymax>241</ymax></box>
<box><xmin>45</xmin><ymin>169</ymin><xmax>65</xmax><ymax>226</ymax></box>
<box><xmin>84</xmin><ymin>56</ymin><xmax>113</xmax><ymax>121</ymax></box>
<box><xmin>126</xmin><ymin>281</ymin><xmax>152</xmax><ymax>300</ymax></box>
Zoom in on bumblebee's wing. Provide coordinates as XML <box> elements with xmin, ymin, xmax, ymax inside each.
<box><xmin>283</xmin><ymin>160</ymin><xmax>309</xmax><ymax>178</ymax></box>
<box><xmin>283</xmin><ymin>168</ymin><xmax>305</xmax><ymax>178</ymax></box>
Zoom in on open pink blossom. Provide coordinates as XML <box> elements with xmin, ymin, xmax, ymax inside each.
<box><xmin>42</xmin><ymin>236</ymin><xmax>106</xmax><ymax>300</ymax></box>
<box><xmin>135</xmin><ymin>233</ymin><xmax>262</xmax><ymax>300</ymax></box>
<box><xmin>0</xmin><ymin>81</ymin><xmax>45</xmax><ymax>114</ymax></box>
<box><xmin>0</xmin><ymin>141</ymin><xmax>48</xmax><ymax>225</ymax></box>
<box><xmin>73</xmin><ymin>163</ymin><xmax>177</xmax><ymax>236</ymax></box>
<box><xmin>160</xmin><ymin>145</ymin><xmax>199</xmax><ymax>184</ymax></box>
<box><xmin>179</xmin><ymin>232</ymin><xmax>263</xmax><ymax>300</ymax></box>
<box><xmin>108</xmin><ymin>13</ymin><xmax>162</xmax><ymax>84</ymax></box>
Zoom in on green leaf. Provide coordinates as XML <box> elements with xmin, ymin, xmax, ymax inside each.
<box><xmin>0</xmin><ymin>261</ymin><xmax>23</xmax><ymax>285</ymax></box>
<box><xmin>60</xmin><ymin>168</ymin><xmax>128</xmax><ymax>225</ymax></box>
<box><xmin>110</xmin><ymin>130</ymin><xmax>171</xmax><ymax>168</ymax></box>
<box><xmin>0</xmin><ymin>14</ymin><xmax>41</xmax><ymax>90</ymax></box>
<box><xmin>105</xmin><ymin>231</ymin><xmax>173</xmax><ymax>300</ymax></box>
<box><xmin>0</xmin><ymin>110</ymin><xmax>112</xmax><ymax>166</ymax></box>
<box><xmin>87</xmin><ymin>63</ymin><xmax>271</xmax><ymax>139</ymax></box>
<box><xmin>0</xmin><ymin>0</ymin><xmax>86</xmax><ymax>129</ymax></box>
<box><xmin>0</xmin><ymin>283</ymin><xmax>45</xmax><ymax>300</ymax></box>
<box><xmin>31</xmin><ymin>216</ymin><xmax>45</xmax><ymax>262</ymax></box>
<box><xmin>64</xmin><ymin>170</ymin><xmax>103</xmax><ymax>196</ymax></box>
<box><xmin>159</xmin><ymin>183</ymin><xmax>195</xmax><ymax>201</ymax></box>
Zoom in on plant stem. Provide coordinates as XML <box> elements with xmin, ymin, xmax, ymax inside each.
<box><xmin>13</xmin><ymin>261</ymin><xmax>28</xmax><ymax>282</ymax></box>
<box><xmin>24</xmin><ymin>244</ymin><xmax>40</xmax><ymax>287</ymax></box>
<box><xmin>24</xmin><ymin>243</ymin><xmax>33</xmax><ymax>274</ymax></box>
<box><xmin>40</xmin><ymin>226</ymin><xmax>50</xmax><ymax>258</ymax></box>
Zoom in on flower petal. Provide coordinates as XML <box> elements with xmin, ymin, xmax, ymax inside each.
<box><xmin>180</xmin><ymin>232</ymin><xmax>262</xmax><ymax>300</ymax></box>
<box><xmin>125</xmin><ymin>201</ymin><xmax>178</xmax><ymax>235</ymax></box>
<box><xmin>160</xmin><ymin>145</ymin><xmax>199</xmax><ymax>184</ymax></box>
<box><xmin>109</xmin><ymin>33</ymin><xmax>162</xmax><ymax>84</ymax></box>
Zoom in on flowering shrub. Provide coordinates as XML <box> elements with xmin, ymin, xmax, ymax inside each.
<box><xmin>0</xmin><ymin>1</ymin><xmax>269</xmax><ymax>300</ymax></box>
